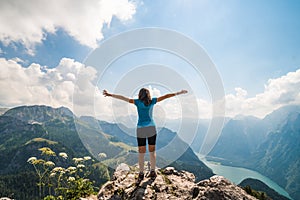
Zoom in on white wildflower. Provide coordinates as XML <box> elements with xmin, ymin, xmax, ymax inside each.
<box><xmin>67</xmin><ymin>166</ymin><xmax>77</xmax><ymax>174</ymax></box>
<box><xmin>73</xmin><ymin>157</ymin><xmax>84</xmax><ymax>163</ymax></box>
<box><xmin>50</xmin><ymin>172</ymin><xmax>56</xmax><ymax>177</ymax></box>
<box><xmin>77</xmin><ymin>164</ymin><xmax>85</xmax><ymax>168</ymax></box>
<box><xmin>45</xmin><ymin>161</ymin><xmax>55</xmax><ymax>167</ymax></box>
<box><xmin>83</xmin><ymin>179</ymin><xmax>89</xmax><ymax>183</ymax></box>
<box><xmin>68</xmin><ymin>176</ymin><xmax>75</xmax><ymax>182</ymax></box>
<box><xmin>34</xmin><ymin>159</ymin><xmax>46</xmax><ymax>165</ymax></box>
<box><xmin>84</xmin><ymin>156</ymin><xmax>91</xmax><ymax>161</ymax></box>
<box><xmin>27</xmin><ymin>157</ymin><xmax>37</xmax><ymax>163</ymax></box>
<box><xmin>98</xmin><ymin>153</ymin><xmax>107</xmax><ymax>158</ymax></box>
<box><xmin>52</xmin><ymin>167</ymin><xmax>65</xmax><ymax>173</ymax></box>
<box><xmin>39</xmin><ymin>147</ymin><xmax>56</xmax><ymax>156</ymax></box>
<box><xmin>59</xmin><ymin>152</ymin><xmax>68</xmax><ymax>159</ymax></box>
<box><xmin>67</xmin><ymin>166</ymin><xmax>77</xmax><ymax>171</ymax></box>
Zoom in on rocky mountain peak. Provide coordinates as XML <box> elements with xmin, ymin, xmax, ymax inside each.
<box><xmin>97</xmin><ymin>164</ymin><xmax>257</xmax><ymax>200</ymax></box>
<box><xmin>3</xmin><ymin>105</ymin><xmax>73</xmax><ymax>123</ymax></box>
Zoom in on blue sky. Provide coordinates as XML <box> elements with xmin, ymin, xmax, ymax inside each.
<box><xmin>0</xmin><ymin>0</ymin><xmax>299</xmax><ymax>119</ymax></box>
<box><xmin>113</xmin><ymin>0</ymin><xmax>300</xmax><ymax>96</ymax></box>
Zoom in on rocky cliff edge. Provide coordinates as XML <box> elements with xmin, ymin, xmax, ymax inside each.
<box><xmin>97</xmin><ymin>163</ymin><xmax>257</xmax><ymax>200</ymax></box>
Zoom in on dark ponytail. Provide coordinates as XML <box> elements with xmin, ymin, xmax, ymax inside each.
<box><xmin>138</xmin><ymin>88</ymin><xmax>152</xmax><ymax>106</ymax></box>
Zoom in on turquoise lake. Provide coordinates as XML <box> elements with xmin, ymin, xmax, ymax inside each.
<box><xmin>197</xmin><ymin>155</ymin><xmax>292</xmax><ymax>199</ymax></box>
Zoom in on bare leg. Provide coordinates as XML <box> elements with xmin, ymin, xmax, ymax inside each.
<box><xmin>148</xmin><ymin>145</ymin><xmax>156</xmax><ymax>170</ymax></box>
<box><xmin>138</xmin><ymin>146</ymin><xmax>146</xmax><ymax>172</ymax></box>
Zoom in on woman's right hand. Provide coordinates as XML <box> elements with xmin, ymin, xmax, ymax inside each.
<box><xmin>103</xmin><ymin>90</ymin><xmax>111</xmax><ymax>97</ymax></box>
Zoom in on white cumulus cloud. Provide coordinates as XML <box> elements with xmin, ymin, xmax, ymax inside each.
<box><xmin>0</xmin><ymin>57</ymin><xmax>112</xmax><ymax>118</ymax></box>
<box><xmin>223</xmin><ymin>69</ymin><xmax>300</xmax><ymax>118</ymax></box>
<box><xmin>0</xmin><ymin>0</ymin><xmax>136</xmax><ymax>55</ymax></box>
<box><xmin>1</xmin><ymin>57</ymin><xmax>299</xmax><ymax>121</ymax></box>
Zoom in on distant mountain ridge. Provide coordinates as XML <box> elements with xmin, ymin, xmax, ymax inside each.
<box><xmin>3</xmin><ymin>105</ymin><xmax>73</xmax><ymax>122</ymax></box>
<box><xmin>207</xmin><ymin>105</ymin><xmax>300</xmax><ymax>200</ymax></box>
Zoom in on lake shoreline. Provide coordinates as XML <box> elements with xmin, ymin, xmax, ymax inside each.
<box><xmin>196</xmin><ymin>154</ymin><xmax>292</xmax><ymax>200</ymax></box>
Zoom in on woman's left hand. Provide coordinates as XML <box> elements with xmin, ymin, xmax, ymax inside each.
<box><xmin>178</xmin><ymin>90</ymin><xmax>188</xmax><ymax>95</ymax></box>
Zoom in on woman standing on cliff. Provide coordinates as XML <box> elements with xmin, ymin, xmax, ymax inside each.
<box><xmin>103</xmin><ymin>88</ymin><xmax>187</xmax><ymax>182</ymax></box>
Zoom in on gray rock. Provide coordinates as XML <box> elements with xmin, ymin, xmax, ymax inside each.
<box><xmin>97</xmin><ymin>164</ymin><xmax>256</xmax><ymax>200</ymax></box>
<box><xmin>116</xmin><ymin>163</ymin><xmax>130</xmax><ymax>172</ymax></box>
<box><xmin>97</xmin><ymin>165</ymin><xmax>257</xmax><ymax>200</ymax></box>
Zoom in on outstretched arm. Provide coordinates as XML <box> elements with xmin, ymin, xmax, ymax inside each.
<box><xmin>157</xmin><ymin>90</ymin><xmax>188</xmax><ymax>102</ymax></box>
<box><xmin>103</xmin><ymin>90</ymin><xmax>134</xmax><ymax>104</ymax></box>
